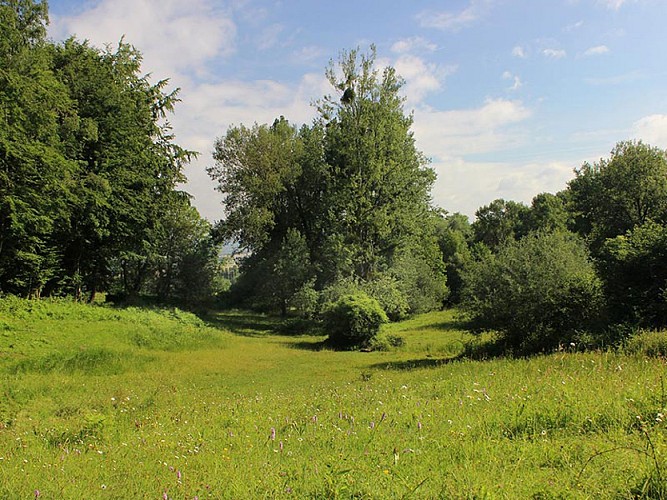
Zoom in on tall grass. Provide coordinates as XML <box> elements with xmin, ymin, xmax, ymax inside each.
<box><xmin>0</xmin><ymin>300</ymin><xmax>666</xmax><ymax>498</ymax></box>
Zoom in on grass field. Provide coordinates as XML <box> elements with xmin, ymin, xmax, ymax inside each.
<box><xmin>0</xmin><ymin>297</ymin><xmax>666</xmax><ymax>498</ymax></box>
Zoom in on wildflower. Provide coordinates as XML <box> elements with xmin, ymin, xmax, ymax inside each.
<box><xmin>270</xmin><ymin>427</ymin><xmax>276</xmax><ymax>441</ymax></box>
<box><xmin>279</xmin><ymin>441</ymin><xmax>284</xmax><ymax>452</ymax></box>
<box><xmin>381</xmin><ymin>412</ymin><xmax>387</xmax><ymax>422</ymax></box>
<box><xmin>163</xmin><ymin>492</ymin><xmax>168</xmax><ymax>500</ymax></box>
<box><xmin>34</xmin><ymin>490</ymin><xmax>40</xmax><ymax>499</ymax></box>
<box><xmin>177</xmin><ymin>470</ymin><xmax>182</xmax><ymax>481</ymax></box>
<box><xmin>417</xmin><ymin>421</ymin><xmax>422</xmax><ymax>431</ymax></box>
<box><xmin>369</xmin><ymin>421</ymin><xmax>375</xmax><ymax>429</ymax></box>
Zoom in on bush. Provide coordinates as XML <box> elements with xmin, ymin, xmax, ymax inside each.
<box><xmin>461</xmin><ymin>231</ymin><xmax>605</xmax><ymax>354</ymax></box>
<box><xmin>624</xmin><ymin>330</ymin><xmax>667</xmax><ymax>357</ymax></box>
<box><xmin>599</xmin><ymin>221</ymin><xmax>667</xmax><ymax>328</ymax></box>
<box><xmin>323</xmin><ymin>293</ymin><xmax>388</xmax><ymax>349</ymax></box>
<box><xmin>361</xmin><ymin>276</ymin><xmax>410</xmax><ymax>321</ymax></box>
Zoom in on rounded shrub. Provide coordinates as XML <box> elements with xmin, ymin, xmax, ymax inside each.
<box><xmin>323</xmin><ymin>292</ymin><xmax>388</xmax><ymax>349</ymax></box>
<box><xmin>461</xmin><ymin>230</ymin><xmax>605</xmax><ymax>354</ymax></box>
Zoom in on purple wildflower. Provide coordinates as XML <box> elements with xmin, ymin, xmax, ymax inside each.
<box><xmin>270</xmin><ymin>427</ymin><xmax>276</xmax><ymax>440</ymax></box>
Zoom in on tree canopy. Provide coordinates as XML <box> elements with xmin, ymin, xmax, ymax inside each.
<box><xmin>209</xmin><ymin>47</ymin><xmax>444</xmax><ymax>317</ymax></box>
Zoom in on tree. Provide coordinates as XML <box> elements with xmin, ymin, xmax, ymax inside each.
<box><xmin>209</xmin><ymin>47</ymin><xmax>444</xmax><ymax>316</ymax></box>
<box><xmin>472</xmin><ymin>199</ymin><xmax>530</xmax><ymax>250</ymax></box>
<box><xmin>435</xmin><ymin>212</ymin><xmax>472</xmax><ymax>304</ymax></box>
<box><xmin>318</xmin><ymin>46</ymin><xmax>436</xmax><ymax>281</ymax></box>
<box><xmin>525</xmin><ymin>192</ymin><xmax>570</xmax><ymax>233</ymax></box>
<box><xmin>0</xmin><ymin>0</ymin><xmax>75</xmax><ymax>296</ymax></box>
<box><xmin>598</xmin><ymin>221</ymin><xmax>667</xmax><ymax>327</ymax></box>
<box><xmin>461</xmin><ymin>231</ymin><xmax>604</xmax><ymax>353</ymax></box>
<box><xmin>50</xmin><ymin>38</ymin><xmax>194</xmax><ymax>300</ymax></box>
<box><xmin>568</xmin><ymin>141</ymin><xmax>667</xmax><ymax>251</ymax></box>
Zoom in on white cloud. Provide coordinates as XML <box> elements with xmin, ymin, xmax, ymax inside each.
<box><xmin>512</xmin><ymin>45</ymin><xmax>527</xmax><ymax>58</ymax></box>
<box><xmin>50</xmin><ymin>0</ymin><xmax>236</xmax><ymax>81</ymax></box>
<box><xmin>391</xmin><ymin>37</ymin><xmax>437</xmax><ymax>54</ymax></box>
<box><xmin>391</xmin><ymin>55</ymin><xmax>456</xmax><ymax>105</ymax></box>
<box><xmin>412</xmin><ymin>98</ymin><xmax>532</xmax><ymax>161</ymax></box>
<box><xmin>430</xmin><ymin>158</ymin><xmax>575</xmax><ymax>216</ymax></box>
<box><xmin>502</xmin><ymin>71</ymin><xmax>522</xmax><ymax>91</ymax></box>
<box><xmin>633</xmin><ymin>114</ymin><xmax>667</xmax><ymax>148</ymax></box>
<box><xmin>543</xmin><ymin>48</ymin><xmax>567</xmax><ymax>59</ymax></box>
<box><xmin>417</xmin><ymin>0</ymin><xmax>491</xmax><ymax>31</ymax></box>
<box><xmin>583</xmin><ymin>45</ymin><xmax>610</xmax><ymax>56</ymax></box>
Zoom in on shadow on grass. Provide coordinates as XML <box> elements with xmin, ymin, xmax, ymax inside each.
<box><xmin>201</xmin><ymin>311</ymin><xmax>279</xmax><ymax>337</ymax></box>
<box><xmin>370</xmin><ymin>356</ymin><xmax>462</xmax><ymax>371</ymax></box>
<box><xmin>371</xmin><ymin>338</ymin><xmax>513</xmax><ymax>371</ymax></box>
<box><xmin>416</xmin><ymin>318</ymin><xmax>469</xmax><ymax>331</ymax></box>
<box><xmin>283</xmin><ymin>339</ymin><xmax>328</xmax><ymax>351</ymax></box>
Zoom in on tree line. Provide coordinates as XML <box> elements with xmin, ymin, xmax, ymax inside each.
<box><xmin>0</xmin><ymin>0</ymin><xmax>223</xmax><ymax>303</ymax></box>
<box><xmin>209</xmin><ymin>47</ymin><xmax>667</xmax><ymax>351</ymax></box>
<box><xmin>4</xmin><ymin>1</ymin><xmax>667</xmax><ymax>354</ymax></box>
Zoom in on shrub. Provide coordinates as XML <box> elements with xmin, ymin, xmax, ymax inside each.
<box><xmin>361</xmin><ymin>276</ymin><xmax>410</xmax><ymax>321</ymax></box>
<box><xmin>461</xmin><ymin>231</ymin><xmax>605</xmax><ymax>354</ymax></box>
<box><xmin>624</xmin><ymin>330</ymin><xmax>667</xmax><ymax>357</ymax></box>
<box><xmin>598</xmin><ymin>221</ymin><xmax>667</xmax><ymax>328</ymax></box>
<box><xmin>323</xmin><ymin>293</ymin><xmax>388</xmax><ymax>349</ymax></box>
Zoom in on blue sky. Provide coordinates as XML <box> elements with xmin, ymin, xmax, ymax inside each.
<box><xmin>47</xmin><ymin>0</ymin><xmax>667</xmax><ymax>220</ymax></box>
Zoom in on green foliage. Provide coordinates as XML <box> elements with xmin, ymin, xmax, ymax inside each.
<box><xmin>599</xmin><ymin>221</ymin><xmax>667</xmax><ymax>327</ymax></box>
<box><xmin>0</xmin><ymin>2</ymin><xmax>199</xmax><ymax>301</ymax></box>
<box><xmin>210</xmin><ymin>47</ymin><xmax>443</xmax><ymax>316</ymax></box>
<box><xmin>624</xmin><ymin>330</ymin><xmax>667</xmax><ymax>357</ymax></box>
<box><xmin>462</xmin><ymin>231</ymin><xmax>605</xmax><ymax>353</ymax></box>
<box><xmin>472</xmin><ymin>199</ymin><xmax>530</xmax><ymax>250</ymax></box>
<box><xmin>360</xmin><ymin>275</ymin><xmax>410</xmax><ymax>321</ymax></box>
<box><xmin>323</xmin><ymin>292</ymin><xmax>388</xmax><ymax>349</ymax></box>
<box><xmin>568</xmin><ymin>140</ymin><xmax>667</xmax><ymax>251</ymax></box>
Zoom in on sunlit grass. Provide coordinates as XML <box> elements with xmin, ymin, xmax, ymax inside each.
<box><xmin>0</xmin><ymin>300</ymin><xmax>666</xmax><ymax>498</ymax></box>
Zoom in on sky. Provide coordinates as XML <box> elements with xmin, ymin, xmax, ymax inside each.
<box><xmin>46</xmin><ymin>0</ymin><xmax>667</xmax><ymax>221</ymax></box>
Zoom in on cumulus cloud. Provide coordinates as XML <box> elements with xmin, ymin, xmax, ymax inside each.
<box><xmin>416</xmin><ymin>0</ymin><xmax>491</xmax><ymax>31</ymax></box>
<box><xmin>50</xmin><ymin>0</ymin><xmax>236</xmax><ymax>81</ymax></box>
<box><xmin>430</xmin><ymin>158</ymin><xmax>575</xmax><ymax>216</ymax></box>
<box><xmin>390</xmin><ymin>55</ymin><xmax>456</xmax><ymax>105</ymax></box>
<box><xmin>583</xmin><ymin>45</ymin><xmax>610</xmax><ymax>56</ymax></box>
<box><xmin>633</xmin><ymin>114</ymin><xmax>667</xmax><ymax>148</ymax></box>
<box><xmin>543</xmin><ymin>48</ymin><xmax>566</xmax><ymax>59</ymax></box>
<box><xmin>411</xmin><ymin>98</ymin><xmax>532</xmax><ymax>161</ymax></box>
<box><xmin>391</xmin><ymin>37</ymin><xmax>437</xmax><ymax>54</ymax></box>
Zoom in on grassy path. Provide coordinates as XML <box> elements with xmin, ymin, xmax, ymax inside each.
<box><xmin>0</xmin><ymin>300</ymin><xmax>666</xmax><ymax>498</ymax></box>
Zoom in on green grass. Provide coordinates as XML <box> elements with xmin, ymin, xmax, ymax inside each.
<box><xmin>0</xmin><ymin>299</ymin><xmax>666</xmax><ymax>498</ymax></box>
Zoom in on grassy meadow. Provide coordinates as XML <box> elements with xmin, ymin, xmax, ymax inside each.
<box><xmin>0</xmin><ymin>298</ymin><xmax>666</xmax><ymax>498</ymax></box>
